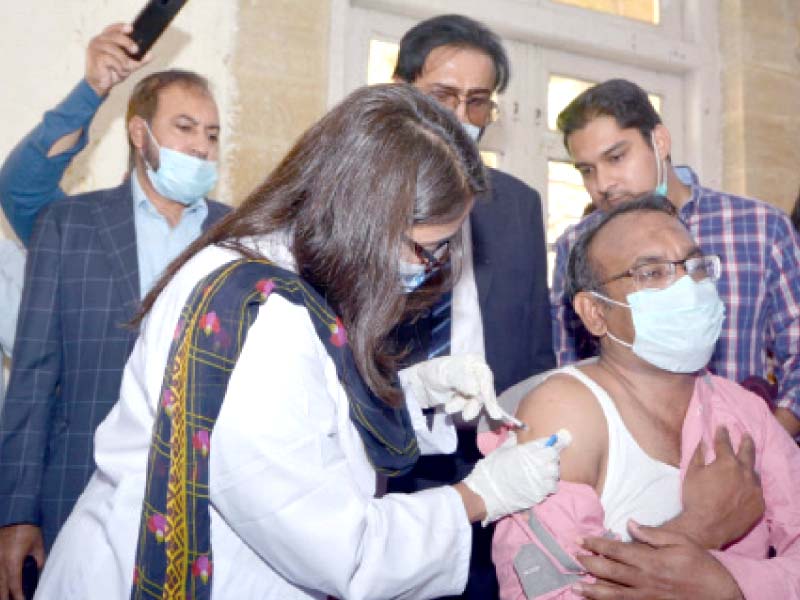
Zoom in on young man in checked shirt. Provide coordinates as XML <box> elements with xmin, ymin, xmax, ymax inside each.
<box><xmin>550</xmin><ymin>78</ymin><xmax>800</xmax><ymax>437</ymax></box>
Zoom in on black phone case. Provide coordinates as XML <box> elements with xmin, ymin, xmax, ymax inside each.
<box><xmin>129</xmin><ymin>0</ymin><xmax>189</xmax><ymax>60</ymax></box>
<box><xmin>21</xmin><ymin>555</ymin><xmax>39</xmax><ymax>600</ymax></box>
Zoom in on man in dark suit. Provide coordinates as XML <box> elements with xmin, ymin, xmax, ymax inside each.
<box><xmin>0</xmin><ymin>24</ymin><xmax>229</xmax><ymax>597</ymax></box>
<box><xmin>389</xmin><ymin>14</ymin><xmax>555</xmax><ymax>599</ymax></box>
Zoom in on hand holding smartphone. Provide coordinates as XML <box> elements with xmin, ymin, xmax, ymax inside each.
<box><xmin>129</xmin><ymin>0</ymin><xmax>189</xmax><ymax>60</ymax></box>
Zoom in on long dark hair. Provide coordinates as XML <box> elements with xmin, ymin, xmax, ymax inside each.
<box><xmin>136</xmin><ymin>83</ymin><xmax>487</xmax><ymax>405</ymax></box>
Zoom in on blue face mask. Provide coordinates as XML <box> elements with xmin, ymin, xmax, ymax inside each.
<box><xmin>144</xmin><ymin>124</ymin><xmax>218</xmax><ymax>206</ymax></box>
<box><xmin>592</xmin><ymin>275</ymin><xmax>726</xmax><ymax>373</ymax></box>
<box><xmin>652</xmin><ymin>131</ymin><xmax>668</xmax><ymax>197</ymax></box>
<box><xmin>398</xmin><ymin>260</ymin><xmax>429</xmax><ymax>293</ymax></box>
<box><xmin>461</xmin><ymin>121</ymin><xmax>482</xmax><ymax>142</ymax></box>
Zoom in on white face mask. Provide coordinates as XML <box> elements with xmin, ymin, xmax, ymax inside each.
<box><xmin>143</xmin><ymin>124</ymin><xmax>218</xmax><ymax>205</ymax></box>
<box><xmin>592</xmin><ymin>275</ymin><xmax>726</xmax><ymax>373</ymax></box>
<box><xmin>460</xmin><ymin>121</ymin><xmax>482</xmax><ymax>142</ymax></box>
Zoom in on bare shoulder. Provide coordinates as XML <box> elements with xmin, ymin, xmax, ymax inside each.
<box><xmin>516</xmin><ymin>371</ymin><xmax>606</xmax><ymax>487</ymax></box>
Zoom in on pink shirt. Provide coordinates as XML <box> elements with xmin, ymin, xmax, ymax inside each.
<box><xmin>483</xmin><ymin>374</ymin><xmax>800</xmax><ymax>599</ymax></box>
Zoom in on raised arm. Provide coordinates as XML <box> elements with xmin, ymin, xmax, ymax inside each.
<box><xmin>0</xmin><ymin>81</ymin><xmax>98</xmax><ymax>244</ymax></box>
<box><xmin>0</xmin><ymin>23</ymin><xmax>146</xmax><ymax>244</ymax></box>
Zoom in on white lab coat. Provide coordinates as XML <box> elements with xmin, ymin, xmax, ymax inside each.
<box><xmin>36</xmin><ymin>240</ymin><xmax>471</xmax><ymax>600</ymax></box>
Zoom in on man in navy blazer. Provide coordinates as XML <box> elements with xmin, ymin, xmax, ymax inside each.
<box><xmin>0</xmin><ymin>24</ymin><xmax>230</xmax><ymax>595</ymax></box>
<box><xmin>389</xmin><ymin>15</ymin><xmax>555</xmax><ymax>599</ymax></box>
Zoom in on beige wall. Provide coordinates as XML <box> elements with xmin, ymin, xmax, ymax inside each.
<box><xmin>720</xmin><ymin>0</ymin><xmax>800</xmax><ymax>212</ymax></box>
<box><xmin>227</xmin><ymin>0</ymin><xmax>330</xmax><ymax>204</ymax></box>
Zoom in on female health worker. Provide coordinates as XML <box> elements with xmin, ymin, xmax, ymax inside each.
<box><xmin>36</xmin><ymin>84</ymin><xmax>565</xmax><ymax>600</ymax></box>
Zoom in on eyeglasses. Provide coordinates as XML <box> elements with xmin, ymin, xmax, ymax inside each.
<box><xmin>406</xmin><ymin>238</ymin><xmax>450</xmax><ymax>273</ymax></box>
<box><xmin>600</xmin><ymin>254</ymin><xmax>721</xmax><ymax>291</ymax></box>
<box><xmin>424</xmin><ymin>86</ymin><xmax>499</xmax><ymax>126</ymax></box>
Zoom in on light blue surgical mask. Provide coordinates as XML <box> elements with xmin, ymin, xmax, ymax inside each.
<box><xmin>144</xmin><ymin>124</ymin><xmax>218</xmax><ymax>206</ymax></box>
<box><xmin>398</xmin><ymin>260</ymin><xmax>429</xmax><ymax>293</ymax></box>
<box><xmin>461</xmin><ymin>121</ymin><xmax>482</xmax><ymax>142</ymax></box>
<box><xmin>591</xmin><ymin>275</ymin><xmax>726</xmax><ymax>373</ymax></box>
<box><xmin>652</xmin><ymin>131</ymin><xmax>668</xmax><ymax>197</ymax></box>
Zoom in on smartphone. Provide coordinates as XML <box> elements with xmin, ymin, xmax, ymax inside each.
<box><xmin>21</xmin><ymin>555</ymin><xmax>39</xmax><ymax>600</ymax></box>
<box><xmin>129</xmin><ymin>0</ymin><xmax>189</xmax><ymax>61</ymax></box>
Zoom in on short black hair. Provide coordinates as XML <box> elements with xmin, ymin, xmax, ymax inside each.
<box><xmin>556</xmin><ymin>78</ymin><xmax>661</xmax><ymax>150</ymax></box>
<box><xmin>394</xmin><ymin>14</ymin><xmax>510</xmax><ymax>93</ymax></box>
<box><xmin>565</xmin><ymin>194</ymin><xmax>677</xmax><ymax>300</ymax></box>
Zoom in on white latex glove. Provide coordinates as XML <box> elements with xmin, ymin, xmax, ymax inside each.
<box><xmin>463</xmin><ymin>429</ymin><xmax>572</xmax><ymax>526</ymax></box>
<box><xmin>402</xmin><ymin>354</ymin><xmax>524</xmax><ymax>427</ymax></box>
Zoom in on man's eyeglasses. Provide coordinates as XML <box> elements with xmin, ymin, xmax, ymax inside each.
<box><xmin>406</xmin><ymin>238</ymin><xmax>450</xmax><ymax>273</ymax></box>
<box><xmin>599</xmin><ymin>254</ymin><xmax>721</xmax><ymax>291</ymax></box>
<box><xmin>424</xmin><ymin>86</ymin><xmax>498</xmax><ymax>126</ymax></box>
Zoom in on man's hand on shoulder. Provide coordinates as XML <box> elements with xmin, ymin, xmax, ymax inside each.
<box><xmin>663</xmin><ymin>426</ymin><xmax>764</xmax><ymax>549</ymax></box>
<box><xmin>0</xmin><ymin>524</ymin><xmax>44</xmax><ymax>600</ymax></box>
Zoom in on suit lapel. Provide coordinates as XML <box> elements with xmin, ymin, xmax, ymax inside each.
<box><xmin>470</xmin><ymin>192</ymin><xmax>495</xmax><ymax>309</ymax></box>
<box><xmin>203</xmin><ymin>199</ymin><xmax>231</xmax><ymax>230</ymax></box>
<box><xmin>91</xmin><ymin>182</ymin><xmax>141</xmax><ymax>314</ymax></box>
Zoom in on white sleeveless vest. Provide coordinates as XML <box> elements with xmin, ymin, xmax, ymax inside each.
<box><xmin>558</xmin><ymin>365</ymin><xmax>682</xmax><ymax>540</ymax></box>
